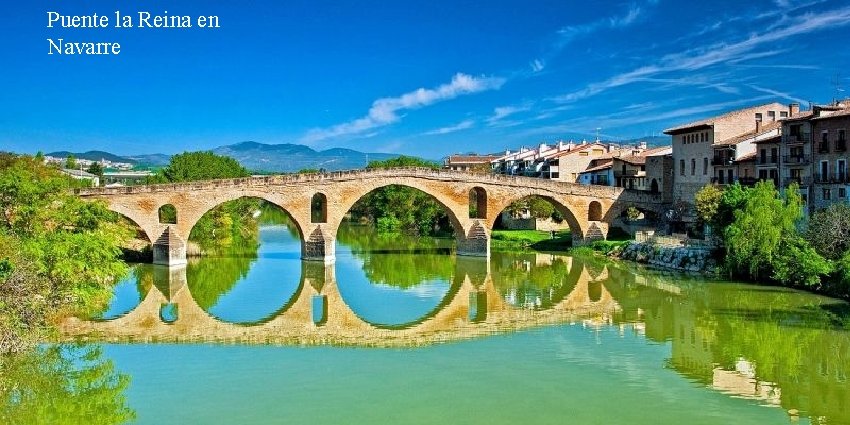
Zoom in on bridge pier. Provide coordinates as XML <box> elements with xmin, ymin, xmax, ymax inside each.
<box><xmin>302</xmin><ymin>225</ymin><xmax>336</xmax><ymax>263</ymax></box>
<box><xmin>152</xmin><ymin>227</ymin><xmax>187</xmax><ymax>266</ymax></box>
<box><xmin>457</xmin><ymin>221</ymin><xmax>490</xmax><ymax>257</ymax></box>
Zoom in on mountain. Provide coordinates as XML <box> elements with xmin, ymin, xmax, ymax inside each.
<box><xmin>125</xmin><ymin>154</ymin><xmax>171</xmax><ymax>167</ymax></box>
<box><xmin>48</xmin><ymin>142</ymin><xmax>400</xmax><ymax>173</ymax></box>
<box><xmin>46</xmin><ymin>150</ymin><xmax>135</xmax><ymax>164</ymax></box>
<box><xmin>212</xmin><ymin>142</ymin><xmax>398</xmax><ymax>172</ymax></box>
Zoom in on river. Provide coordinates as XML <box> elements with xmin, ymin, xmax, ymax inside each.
<box><xmin>4</xmin><ymin>219</ymin><xmax>850</xmax><ymax>425</ymax></box>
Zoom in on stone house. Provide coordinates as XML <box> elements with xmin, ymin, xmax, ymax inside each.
<box><xmin>810</xmin><ymin>108</ymin><xmax>850</xmax><ymax>211</ymax></box>
<box><xmin>664</xmin><ymin>102</ymin><xmax>789</xmax><ymax>207</ymax></box>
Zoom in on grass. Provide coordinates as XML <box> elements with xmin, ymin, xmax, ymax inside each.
<box><xmin>491</xmin><ymin>228</ymin><xmax>633</xmax><ymax>255</ymax></box>
<box><xmin>491</xmin><ymin>229</ymin><xmax>573</xmax><ymax>252</ymax></box>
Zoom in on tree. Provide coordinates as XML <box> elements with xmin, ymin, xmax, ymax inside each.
<box><xmin>723</xmin><ymin>182</ymin><xmax>829</xmax><ymax>286</ymax></box>
<box><xmin>366</xmin><ymin>155</ymin><xmax>440</xmax><ymax>170</ymax></box>
<box><xmin>64</xmin><ymin>155</ymin><xmax>76</xmax><ymax>169</ymax></box>
<box><xmin>158</xmin><ymin>151</ymin><xmax>249</xmax><ymax>183</ymax></box>
<box><xmin>694</xmin><ymin>185</ymin><xmax>722</xmax><ymax>225</ymax></box>
<box><xmin>806</xmin><ymin>204</ymin><xmax>850</xmax><ymax>260</ymax></box>
<box><xmin>87</xmin><ymin>162</ymin><xmax>104</xmax><ymax>177</ymax></box>
<box><xmin>0</xmin><ymin>154</ymin><xmax>130</xmax><ymax>352</ymax></box>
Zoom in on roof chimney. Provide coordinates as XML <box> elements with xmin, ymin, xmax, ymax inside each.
<box><xmin>789</xmin><ymin>103</ymin><xmax>800</xmax><ymax>116</ymax></box>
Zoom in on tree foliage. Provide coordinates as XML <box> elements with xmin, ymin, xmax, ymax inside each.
<box><xmin>352</xmin><ymin>157</ymin><xmax>449</xmax><ymax>236</ymax></box>
<box><xmin>723</xmin><ymin>182</ymin><xmax>830</xmax><ymax>286</ymax></box>
<box><xmin>0</xmin><ymin>154</ymin><xmax>130</xmax><ymax>352</ymax></box>
<box><xmin>505</xmin><ymin>196</ymin><xmax>558</xmax><ymax>220</ymax></box>
<box><xmin>694</xmin><ymin>184</ymin><xmax>722</xmax><ymax>225</ymax></box>
<box><xmin>806</xmin><ymin>204</ymin><xmax>850</xmax><ymax>260</ymax></box>
<box><xmin>86</xmin><ymin>162</ymin><xmax>104</xmax><ymax>177</ymax></box>
<box><xmin>148</xmin><ymin>151</ymin><xmax>250</xmax><ymax>184</ymax></box>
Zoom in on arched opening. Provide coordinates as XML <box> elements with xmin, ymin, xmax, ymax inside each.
<box><xmin>588</xmin><ymin>281</ymin><xmax>602</xmax><ymax>303</ymax></box>
<box><xmin>335</xmin><ymin>184</ymin><xmax>462</xmax><ymax>327</ymax></box>
<box><xmin>493</xmin><ymin>195</ymin><xmax>579</xmax><ymax>249</ymax></box>
<box><xmin>185</xmin><ymin>196</ymin><xmax>305</xmax><ymax>325</ymax></box>
<box><xmin>311</xmin><ymin>192</ymin><xmax>327</xmax><ymax>223</ymax></box>
<box><xmin>650</xmin><ymin>178</ymin><xmax>659</xmax><ymax>193</ymax></box>
<box><xmin>469</xmin><ymin>187</ymin><xmax>487</xmax><ymax>219</ymax></box>
<box><xmin>158</xmin><ymin>204</ymin><xmax>177</xmax><ymax>224</ymax></box>
<box><xmin>588</xmin><ymin>201</ymin><xmax>602</xmax><ymax>221</ymax></box>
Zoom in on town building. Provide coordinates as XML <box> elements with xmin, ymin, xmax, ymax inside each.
<box><xmin>809</xmin><ymin>107</ymin><xmax>850</xmax><ymax>211</ymax></box>
<box><xmin>60</xmin><ymin>168</ymin><xmax>99</xmax><ymax>187</ymax></box>
<box><xmin>102</xmin><ymin>170</ymin><xmax>155</xmax><ymax>187</ymax></box>
<box><xmin>711</xmin><ymin>120</ymin><xmax>782</xmax><ymax>186</ymax></box>
<box><xmin>664</xmin><ymin>102</ymin><xmax>789</xmax><ymax>206</ymax></box>
<box><xmin>443</xmin><ymin>154</ymin><xmax>500</xmax><ymax>173</ymax></box>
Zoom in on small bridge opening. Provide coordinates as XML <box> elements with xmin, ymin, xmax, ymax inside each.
<box><xmin>469</xmin><ymin>187</ymin><xmax>487</xmax><ymax>219</ymax></box>
<box><xmin>158</xmin><ymin>204</ymin><xmax>177</xmax><ymax>224</ymax></box>
<box><xmin>311</xmin><ymin>193</ymin><xmax>328</xmax><ymax>223</ymax></box>
<box><xmin>588</xmin><ymin>201</ymin><xmax>602</xmax><ymax>221</ymax></box>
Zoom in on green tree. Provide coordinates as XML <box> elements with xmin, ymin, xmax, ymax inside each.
<box><xmin>806</xmin><ymin>204</ymin><xmax>850</xmax><ymax>260</ymax></box>
<box><xmin>723</xmin><ymin>182</ymin><xmax>829</xmax><ymax>286</ymax></box>
<box><xmin>64</xmin><ymin>155</ymin><xmax>76</xmax><ymax>169</ymax></box>
<box><xmin>158</xmin><ymin>151</ymin><xmax>249</xmax><ymax>183</ymax></box>
<box><xmin>366</xmin><ymin>155</ymin><xmax>440</xmax><ymax>170</ymax></box>
<box><xmin>694</xmin><ymin>184</ymin><xmax>723</xmax><ymax>225</ymax></box>
<box><xmin>0</xmin><ymin>154</ymin><xmax>130</xmax><ymax>352</ymax></box>
<box><xmin>86</xmin><ymin>162</ymin><xmax>104</xmax><ymax>177</ymax></box>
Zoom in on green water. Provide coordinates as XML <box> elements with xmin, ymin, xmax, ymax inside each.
<box><xmin>3</xmin><ymin>223</ymin><xmax>850</xmax><ymax>424</ymax></box>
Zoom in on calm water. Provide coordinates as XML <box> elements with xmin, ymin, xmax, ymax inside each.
<box><xmin>5</xmin><ymin>222</ymin><xmax>850</xmax><ymax>425</ymax></box>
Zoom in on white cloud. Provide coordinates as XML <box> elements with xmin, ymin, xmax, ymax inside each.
<box><xmin>610</xmin><ymin>4</ymin><xmax>642</xmax><ymax>27</ymax></box>
<box><xmin>300</xmin><ymin>73</ymin><xmax>504</xmax><ymax>144</ymax></box>
<box><xmin>748</xmin><ymin>85</ymin><xmax>808</xmax><ymax>104</ymax></box>
<box><xmin>424</xmin><ymin>119</ymin><xmax>475</xmax><ymax>136</ymax></box>
<box><xmin>487</xmin><ymin>105</ymin><xmax>532</xmax><ymax>126</ymax></box>
<box><xmin>553</xmin><ymin>5</ymin><xmax>850</xmax><ymax>104</ymax></box>
<box><xmin>530</xmin><ymin>59</ymin><xmax>545</xmax><ymax>72</ymax></box>
<box><xmin>555</xmin><ymin>3</ymin><xmax>646</xmax><ymax>48</ymax></box>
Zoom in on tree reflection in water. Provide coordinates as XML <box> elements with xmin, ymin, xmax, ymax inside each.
<box><xmin>0</xmin><ymin>345</ymin><xmax>134</xmax><ymax>425</ymax></box>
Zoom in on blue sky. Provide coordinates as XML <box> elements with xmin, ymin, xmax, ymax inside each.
<box><xmin>2</xmin><ymin>0</ymin><xmax>850</xmax><ymax>158</ymax></box>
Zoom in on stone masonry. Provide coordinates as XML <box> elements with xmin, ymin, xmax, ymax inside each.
<box><xmin>76</xmin><ymin>167</ymin><xmax>665</xmax><ymax>265</ymax></box>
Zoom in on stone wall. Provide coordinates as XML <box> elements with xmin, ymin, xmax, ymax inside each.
<box><xmin>613</xmin><ymin>242</ymin><xmax>718</xmax><ymax>274</ymax></box>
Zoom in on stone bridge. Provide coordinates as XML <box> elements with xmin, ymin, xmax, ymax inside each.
<box><xmin>59</xmin><ymin>257</ymin><xmax>621</xmax><ymax>347</ymax></box>
<box><xmin>76</xmin><ymin>167</ymin><xmax>664</xmax><ymax>265</ymax></box>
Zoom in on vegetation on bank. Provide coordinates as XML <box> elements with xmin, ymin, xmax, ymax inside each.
<box><xmin>0</xmin><ymin>154</ymin><xmax>130</xmax><ymax>353</ymax></box>
<box><xmin>695</xmin><ymin>181</ymin><xmax>849</xmax><ymax>299</ymax></box>
<box><xmin>491</xmin><ymin>230</ymin><xmax>572</xmax><ymax>251</ymax></box>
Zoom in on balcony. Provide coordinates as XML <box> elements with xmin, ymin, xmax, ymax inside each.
<box><xmin>711</xmin><ymin>157</ymin><xmax>733</xmax><ymax>166</ymax></box>
<box><xmin>783</xmin><ymin>133</ymin><xmax>811</xmax><ymax>144</ymax></box>
<box><xmin>783</xmin><ymin>155</ymin><xmax>811</xmax><ymax>165</ymax></box>
<box><xmin>813</xmin><ymin>173</ymin><xmax>850</xmax><ymax>184</ymax></box>
<box><xmin>836</xmin><ymin>139</ymin><xmax>847</xmax><ymax>152</ymax></box>
<box><xmin>738</xmin><ymin>177</ymin><xmax>759</xmax><ymax>187</ymax></box>
<box><xmin>756</xmin><ymin>156</ymin><xmax>779</xmax><ymax>165</ymax></box>
<box><xmin>783</xmin><ymin>176</ymin><xmax>812</xmax><ymax>187</ymax></box>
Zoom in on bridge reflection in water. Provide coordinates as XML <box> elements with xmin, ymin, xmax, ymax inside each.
<box><xmin>61</xmin><ymin>255</ymin><xmax>620</xmax><ymax>346</ymax></box>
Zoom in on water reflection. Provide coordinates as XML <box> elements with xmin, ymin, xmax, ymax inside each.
<box><xmin>335</xmin><ymin>225</ymin><xmax>456</xmax><ymax>327</ymax></box>
<box><xmin>0</xmin><ymin>345</ymin><xmax>134</xmax><ymax>424</ymax></box>
<box><xmin>68</xmin><ymin>224</ymin><xmax>850</xmax><ymax>424</ymax></box>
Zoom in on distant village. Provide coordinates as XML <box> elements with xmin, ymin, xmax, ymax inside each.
<box><xmin>445</xmin><ymin>100</ymin><xmax>850</xmax><ymax>218</ymax></box>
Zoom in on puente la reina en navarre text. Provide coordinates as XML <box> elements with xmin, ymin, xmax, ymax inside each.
<box><xmin>76</xmin><ymin>167</ymin><xmax>664</xmax><ymax>266</ymax></box>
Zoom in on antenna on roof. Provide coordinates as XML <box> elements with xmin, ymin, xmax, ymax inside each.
<box><xmin>595</xmin><ymin>127</ymin><xmax>601</xmax><ymax>143</ymax></box>
<box><xmin>832</xmin><ymin>72</ymin><xmax>845</xmax><ymax>104</ymax></box>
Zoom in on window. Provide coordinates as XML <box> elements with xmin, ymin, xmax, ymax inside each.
<box><xmin>824</xmin><ymin>188</ymin><xmax>832</xmax><ymax>201</ymax></box>
<box><xmin>680</xmin><ymin>159</ymin><xmax>685</xmax><ymax>176</ymax></box>
<box><xmin>839</xmin><ymin>159</ymin><xmax>847</xmax><ymax>182</ymax></box>
<box><xmin>821</xmin><ymin>161</ymin><xmax>829</xmax><ymax>180</ymax></box>
<box><xmin>823</xmin><ymin>131</ymin><xmax>829</xmax><ymax>143</ymax></box>
<box><xmin>770</xmin><ymin>148</ymin><xmax>778</xmax><ymax>163</ymax></box>
<box><xmin>759</xmin><ymin>169</ymin><xmax>767</xmax><ymax>180</ymax></box>
<box><xmin>768</xmin><ymin>111</ymin><xmax>776</xmax><ymax>121</ymax></box>
<box><xmin>755</xmin><ymin>112</ymin><xmax>763</xmax><ymax>122</ymax></box>
<box><xmin>703</xmin><ymin>158</ymin><xmax>708</xmax><ymax>175</ymax></box>
<box><xmin>840</xmin><ymin>130</ymin><xmax>847</xmax><ymax>141</ymax></box>
<box><xmin>780</xmin><ymin>111</ymin><xmax>788</xmax><ymax>118</ymax></box>
<box><xmin>840</xmin><ymin>188</ymin><xmax>847</xmax><ymax>198</ymax></box>
<box><xmin>691</xmin><ymin>158</ymin><xmax>696</xmax><ymax>175</ymax></box>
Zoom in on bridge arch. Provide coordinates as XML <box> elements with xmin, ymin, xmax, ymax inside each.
<box><xmin>158</xmin><ymin>204</ymin><xmax>178</xmax><ymax>224</ymax></box>
<box><xmin>489</xmin><ymin>193</ymin><xmax>585</xmax><ymax>241</ymax></box>
<box><xmin>329</xmin><ymin>181</ymin><xmax>469</xmax><ymax>245</ymax></box>
<box><xmin>469</xmin><ymin>187</ymin><xmax>487</xmax><ymax>219</ymax></box>
<box><xmin>180</xmin><ymin>194</ymin><xmax>307</xmax><ymax>259</ymax></box>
